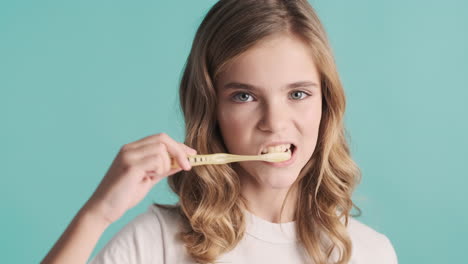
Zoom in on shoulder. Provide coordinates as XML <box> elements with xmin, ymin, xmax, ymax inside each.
<box><xmin>122</xmin><ymin>203</ymin><xmax>183</xmax><ymax>233</ymax></box>
<box><xmin>114</xmin><ymin>203</ymin><xmax>181</xmax><ymax>235</ymax></box>
<box><xmin>126</xmin><ymin>203</ymin><xmax>184</xmax><ymax>242</ymax></box>
<box><xmin>346</xmin><ymin>217</ymin><xmax>399</xmax><ymax>264</ymax></box>
<box><xmin>88</xmin><ymin>203</ymin><xmax>183</xmax><ymax>264</ymax></box>
<box><xmin>149</xmin><ymin>203</ymin><xmax>183</xmax><ymax>224</ymax></box>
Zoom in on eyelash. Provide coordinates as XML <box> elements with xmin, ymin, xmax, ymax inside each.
<box><xmin>231</xmin><ymin>90</ymin><xmax>311</xmax><ymax>103</ymax></box>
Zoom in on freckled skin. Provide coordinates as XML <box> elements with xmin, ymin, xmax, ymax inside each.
<box><xmin>215</xmin><ymin>34</ymin><xmax>322</xmax><ymax>192</ymax></box>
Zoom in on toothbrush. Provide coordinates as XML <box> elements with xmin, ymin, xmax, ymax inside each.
<box><xmin>170</xmin><ymin>149</ymin><xmax>292</xmax><ymax>169</ymax></box>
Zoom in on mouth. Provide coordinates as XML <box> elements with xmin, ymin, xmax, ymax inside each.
<box><xmin>259</xmin><ymin>143</ymin><xmax>297</xmax><ymax>167</ymax></box>
<box><xmin>260</xmin><ymin>143</ymin><xmax>296</xmax><ymax>156</ymax></box>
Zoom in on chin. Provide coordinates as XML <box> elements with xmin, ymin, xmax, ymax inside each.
<box><xmin>239</xmin><ymin>163</ymin><xmax>300</xmax><ymax>190</ymax></box>
<box><xmin>262</xmin><ymin>172</ymin><xmax>299</xmax><ymax>189</ymax></box>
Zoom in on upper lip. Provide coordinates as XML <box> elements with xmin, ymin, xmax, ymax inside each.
<box><xmin>258</xmin><ymin>141</ymin><xmax>296</xmax><ymax>154</ymax></box>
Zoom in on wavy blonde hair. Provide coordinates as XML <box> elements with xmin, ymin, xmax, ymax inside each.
<box><xmin>158</xmin><ymin>0</ymin><xmax>362</xmax><ymax>263</ymax></box>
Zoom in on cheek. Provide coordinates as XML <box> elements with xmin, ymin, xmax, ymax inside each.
<box><xmin>306</xmin><ymin>108</ymin><xmax>321</xmax><ymax>128</ymax></box>
<box><xmin>299</xmin><ymin>102</ymin><xmax>322</xmax><ymax>138</ymax></box>
<box><xmin>218</xmin><ymin>106</ymin><xmax>246</xmax><ymax>131</ymax></box>
<box><xmin>217</xmin><ymin>105</ymin><xmax>251</xmax><ymax>151</ymax></box>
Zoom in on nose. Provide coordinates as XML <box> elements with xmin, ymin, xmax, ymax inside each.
<box><xmin>257</xmin><ymin>100</ymin><xmax>290</xmax><ymax>133</ymax></box>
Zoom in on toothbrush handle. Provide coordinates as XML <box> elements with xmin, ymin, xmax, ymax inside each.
<box><xmin>170</xmin><ymin>157</ymin><xmax>190</xmax><ymax>170</ymax></box>
<box><xmin>170</xmin><ymin>153</ymin><xmax>263</xmax><ymax>169</ymax></box>
<box><xmin>169</xmin><ymin>155</ymin><xmax>211</xmax><ymax>169</ymax></box>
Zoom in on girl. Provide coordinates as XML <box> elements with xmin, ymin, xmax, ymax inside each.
<box><xmin>42</xmin><ymin>0</ymin><xmax>398</xmax><ymax>263</ymax></box>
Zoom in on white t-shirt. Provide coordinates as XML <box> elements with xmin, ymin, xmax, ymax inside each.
<box><xmin>89</xmin><ymin>204</ymin><xmax>398</xmax><ymax>264</ymax></box>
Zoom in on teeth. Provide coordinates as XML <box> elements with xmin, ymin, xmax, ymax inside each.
<box><xmin>261</xmin><ymin>144</ymin><xmax>291</xmax><ymax>154</ymax></box>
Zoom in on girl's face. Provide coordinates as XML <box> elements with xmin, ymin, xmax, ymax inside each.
<box><xmin>215</xmin><ymin>34</ymin><xmax>322</xmax><ymax>189</ymax></box>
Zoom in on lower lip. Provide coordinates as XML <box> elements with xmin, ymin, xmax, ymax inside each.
<box><xmin>261</xmin><ymin>147</ymin><xmax>297</xmax><ymax>167</ymax></box>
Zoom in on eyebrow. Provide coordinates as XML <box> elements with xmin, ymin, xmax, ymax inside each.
<box><xmin>223</xmin><ymin>81</ymin><xmax>319</xmax><ymax>91</ymax></box>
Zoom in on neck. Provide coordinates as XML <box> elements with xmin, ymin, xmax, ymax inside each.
<box><xmin>240</xmin><ymin>179</ymin><xmax>298</xmax><ymax>223</ymax></box>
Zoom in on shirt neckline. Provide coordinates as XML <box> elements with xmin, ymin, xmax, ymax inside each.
<box><xmin>243</xmin><ymin>209</ymin><xmax>297</xmax><ymax>244</ymax></box>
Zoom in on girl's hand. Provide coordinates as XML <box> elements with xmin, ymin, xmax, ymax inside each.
<box><xmin>84</xmin><ymin>133</ymin><xmax>196</xmax><ymax>224</ymax></box>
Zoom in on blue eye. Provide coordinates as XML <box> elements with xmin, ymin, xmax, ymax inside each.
<box><xmin>290</xmin><ymin>91</ymin><xmax>309</xmax><ymax>100</ymax></box>
<box><xmin>232</xmin><ymin>92</ymin><xmax>253</xmax><ymax>102</ymax></box>
<box><xmin>231</xmin><ymin>90</ymin><xmax>310</xmax><ymax>102</ymax></box>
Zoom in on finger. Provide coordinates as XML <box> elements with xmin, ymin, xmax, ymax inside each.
<box><xmin>144</xmin><ymin>142</ymin><xmax>196</xmax><ymax>160</ymax></box>
<box><xmin>141</xmin><ymin>166</ymin><xmax>183</xmax><ymax>197</ymax></box>
<box><xmin>138</xmin><ymin>155</ymin><xmax>167</xmax><ymax>179</ymax></box>
<box><xmin>128</xmin><ymin>133</ymin><xmax>173</xmax><ymax>150</ymax></box>
<box><xmin>157</xmin><ymin>137</ymin><xmax>192</xmax><ymax>171</ymax></box>
<box><xmin>146</xmin><ymin>155</ymin><xmax>164</xmax><ymax>174</ymax></box>
<box><xmin>131</xmin><ymin>142</ymin><xmax>189</xmax><ymax>171</ymax></box>
<box><xmin>178</xmin><ymin>142</ymin><xmax>197</xmax><ymax>155</ymax></box>
<box><xmin>159</xmin><ymin>146</ymin><xmax>172</xmax><ymax>173</ymax></box>
<box><xmin>124</xmin><ymin>135</ymin><xmax>194</xmax><ymax>171</ymax></box>
<box><xmin>130</xmin><ymin>133</ymin><xmax>197</xmax><ymax>155</ymax></box>
<box><xmin>146</xmin><ymin>165</ymin><xmax>183</xmax><ymax>180</ymax></box>
<box><xmin>139</xmin><ymin>152</ymin><xmax>187</xmax><ymax>179</ymax></box>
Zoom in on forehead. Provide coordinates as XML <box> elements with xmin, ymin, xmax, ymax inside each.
<box><xmin>216</xmin><ymin>34</ymin><xmax>320</xmax><ymax>90</ymax></box>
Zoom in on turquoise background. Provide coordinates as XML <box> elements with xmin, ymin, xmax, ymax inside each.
<box><xmin>2</xmin><ymin>0</ymin><xmax>467</xmax><ymax>263</ymax></box>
